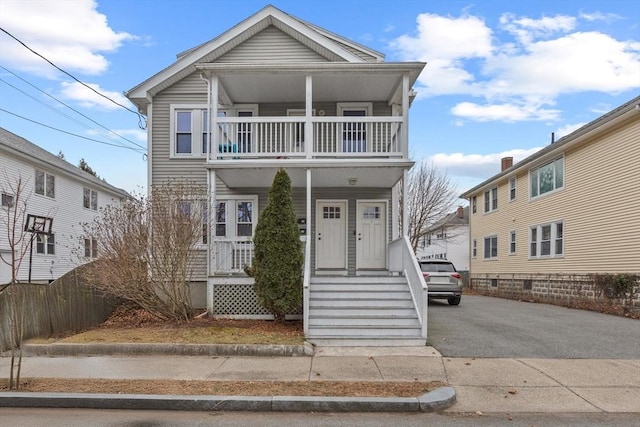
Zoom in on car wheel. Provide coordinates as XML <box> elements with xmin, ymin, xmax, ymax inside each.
<box><xmin>448</xmin><ymin>296</ymin><xmax>461</xmax><ymax>306</ymax></box>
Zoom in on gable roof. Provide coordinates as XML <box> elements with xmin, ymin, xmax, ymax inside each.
<box><xmin>460</xmin><ymin>95</ymin><xmax>640</xmax><ymax>198</ymax></box>
<box><xmin>426</xmin><ymin>206</ymin><xmax>469</xmax><ymax>232</ymax></box>
<box><xmin>0</xmin><ymin>127</ymin><xmax>131</xmax><ymax>199</ymax></box>
<box><xmin>126</xmin><ymin>5</ymin><xmax>382</xmax><ymax>108</ymax></box>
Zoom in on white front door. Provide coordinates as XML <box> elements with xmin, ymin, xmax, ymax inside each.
<box><xmin>316</xmin><ymin>201</ymin><xmax>347</xmax><ymax>270</ymax></box>
<box><xmin>356</xmin><ymin>201</ymin><xmax>386</xmax><ymax>269</ymax></box>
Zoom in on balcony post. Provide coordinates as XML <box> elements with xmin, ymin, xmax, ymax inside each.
<box><xmin>207</xmin><ymin>170</ymin><xmax>217</xmax><ymax>315</ymax></box>
<box><xmin>305</xmin><ymin>75</ymin><xmax>313</xmax><ymax>159</ymax></box>
<box><xmin>211</xmin><ymin>75</ymin><xmax>219</xmax><ymax>160</ymax></box>
<box><xmin>402</xmin><ymin>74</ymin><xmax>409</xmax><ymax>158</ymax></box>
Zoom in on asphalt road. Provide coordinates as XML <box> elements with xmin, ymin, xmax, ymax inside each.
<box><xmin>427</xmin><ymin>295</ymin><xmax>640</xmax><ymax>358</ymax></box>
<box><xmin>0</xmin><ymin>409</ymin><xmax>638</xmax><ymax>427</ymax></box>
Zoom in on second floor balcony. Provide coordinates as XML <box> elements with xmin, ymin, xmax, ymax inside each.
<box><xmin>208</xmin><ymin>115</ymin><xmax>404</xmax><ymax>161</ymax></box>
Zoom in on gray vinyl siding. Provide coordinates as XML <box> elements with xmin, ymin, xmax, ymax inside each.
<box><xmin>468</xmin><ymin>116</ymin><xmax>640</xmax><ymax>275</ymax></box>
<box><xmin>311</xmin><ymin>187</ymin><xmax>391</xmax><ymax>274</ymax></box>
<box><xmin>216</xmin><ymin>27</ymin><xmax>329</xmax><ymax>63</ymax></box>
<box><xmin>151</xmin><ymin>75</ymin><xmax>209</xmax><ymax>187</ymax></box>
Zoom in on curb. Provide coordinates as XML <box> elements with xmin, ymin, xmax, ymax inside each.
<box><xmin>0</xmin><ymin>387</ymin><xmax>456</xmax><ymax>413</ymax></box>
<box><xmin>22</xmin><ymin>342</ymin><xmax>315</xmax><ymax>357</ymax></box>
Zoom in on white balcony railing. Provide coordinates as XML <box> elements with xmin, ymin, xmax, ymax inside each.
<box><xmin>209</xmin><ymin>116</ymin><xmax>404</xmax><ymax>160</ymax></box>
<box><xmin>212</xmin><ymin>238</ymin><xmax>254</xmax><ymax>274</ymax></box>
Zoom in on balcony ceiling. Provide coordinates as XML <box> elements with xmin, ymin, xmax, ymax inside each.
<box><xmin>197</xmin><ymin>62</ymin><xmax>424</xmax><ymax>105</ymax></box>
<box><xmin>209</xmin><ymin>159</ymin><xmax>414</xmax><ymax>189</ymax></box>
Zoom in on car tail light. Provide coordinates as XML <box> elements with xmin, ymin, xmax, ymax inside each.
<box><xmin>451</xmin><ymin>273</ymin><xmax>462</xmax><ymax>279</ymax></box>
<box><xmin>422</xmin><ymin>273</ymin><xmax>429</xmax><ymax>278</ymax></box>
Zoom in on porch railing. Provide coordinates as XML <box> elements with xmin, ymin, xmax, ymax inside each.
<box><xmin>388</xmin><ymin>236</ymin><xmax>428</xmax><ymax>339</ymax></box>
<box><xmin>212</xmin><ymin>238</ymin><xmax>254</xmax><ymax>274</ymax></box>
<box><xmin>210</xmin><ymin>116</ymin><xmax>404</xmax><ymax>160</ymax></box>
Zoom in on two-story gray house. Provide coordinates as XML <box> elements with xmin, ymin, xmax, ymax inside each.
<box><xmin>126</xmin><ymin>5</ymin><xmax>426</xmax><ymax>345</ymax></box>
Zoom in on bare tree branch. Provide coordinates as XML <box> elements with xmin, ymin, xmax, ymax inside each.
<box><xmin>399</xmin><ymin>160</ymin><xmax>459</xmax><ymax>252</ymax></box>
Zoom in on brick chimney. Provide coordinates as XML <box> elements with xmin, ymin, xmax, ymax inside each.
<box><xmin>457</xmin><ymin>206</ymin><xmax>464</xmax><ymax>218</ymax></box>
<box><xmin>501</xmin><ymin>157</ymin><xmax>513</xmax><ymax>171</ymax></box>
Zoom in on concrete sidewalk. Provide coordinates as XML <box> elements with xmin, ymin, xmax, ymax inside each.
<box><xmin>1</xmin><ymin>346</ymin><xmax>639</xmax><ymax>413</ymax></box>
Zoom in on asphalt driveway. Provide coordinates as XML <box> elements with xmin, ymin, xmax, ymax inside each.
<box><xmin>427</xmin><ymin>295</ymin><xmax>640</xmax><ymax>359</ymax></box>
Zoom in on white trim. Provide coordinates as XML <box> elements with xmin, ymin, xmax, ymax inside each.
<box><xmin>508</xmin><ymin>230</ymin><xmax>517</xmax><ymax>255</ymax></box>
<box><xmin>337</xmin><ymin>102</ymin><xmax>372</xmax><ymax>116</ymax></box>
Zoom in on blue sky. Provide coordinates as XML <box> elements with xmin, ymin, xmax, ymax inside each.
<box><xmin>0</xmin><ymin>0</ymin><xmax>638</xmax><ymax>195</ymax></box>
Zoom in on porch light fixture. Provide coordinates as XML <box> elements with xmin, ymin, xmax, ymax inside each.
<box><xmin>348</xmin><ymin>178</ymin><xmax>358</xmax><ymax>186</ymax></box>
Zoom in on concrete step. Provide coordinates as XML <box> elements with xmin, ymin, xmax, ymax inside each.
<box><xmin>308</xmin><ymin>315</ymin><xmax>419</xmax><ymax>327</ymax></box>
<box><xmin>309</xmin><ymin>290</ymin><xmax>411</xmax><ymax>299</ymax></box>
<box><xmin>310</xmin><ymin>283</ymin><xmax>409</xmax><ymax>292</ymax></box>
<box><xmin>309</xmin><ymin>298</ymin><xmax>415</xmax><ymax>308</ymax></box>
<box><xmin>307</xmin><ymin>325</ymin><xmax>422</xmax><ymax>337</ymax></box>
<box><xmin>311</xmin><ymin>276</ymin><xmax>406</xmax><ymax>284</ymax></box>
<box><xmin>307</xmin><ymin>337</ymin><xmax>427</xmax><ymax>347</ymax></box>
<box><xmin>309</xmin><ymin>307</ymin><xmax>418</xmax><ymax>317</ymax></box>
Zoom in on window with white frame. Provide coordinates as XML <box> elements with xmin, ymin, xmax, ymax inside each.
<box><xmin>175</xmin><ymin>200</ymin><xmax>209</xmax><ymax>244</ymax></box>
<box><xmin>530</xmin><ymin>156</ymin><xmax>564</xmax><ymax>198</ymax></box>
<box><xmin>509</xmin><ymin>177</ymin><xmax>516</xmax><ymax>201</ymax></box>
<box><xmin>530</xmin><ymin>221</ymin><xmax>563</xmax><ymax>258</ymax></box>
<box><xmin>171</xmin><ymin>105</ymin><xmax>257</xmax><ymax>157</ymax></box>
<box><xmin>84</xmin><ymin>238</ymin><xmax>98</xmax><ymax>258</ymax></box>
<box><xmin>509</xmin><ymin>230</ymin><xmax>516</xmax><ymax>254</ymax></box>
<box><xmin>1</xmin><ymin>193</ymin><xmax>14</xmax><ymax>208</ymax></box>
<box><xmin>35</xmin><ymin>170</ymin><xmax>55</xmax><ymax>198</ymax></box>
<box><xmin>472</xmin><ymin>239</ymin><xmax>477</xmax><ymax>258</ymax></box>
<box><xmin>471</xmin><ymin>196</ymin><xmax>477</xmax><ymax>214</ymax></box>
<box><xmin>213</xmin><ymin>197</ymin><xmax>257</xmax><ymax>239</ymax></box>
<box><xmin>483</xmin><ymin>235</ymin><xmax>498</xmax><ymax>259</ymax></box>
<box><xmin>83</xmin><ymin>188</ymin><xmax>98</xmax><ymax>210</ymax></box>
<box><xmin>36</xmin><ymin>233</ymin><xmax>55</xmax><ymax>255</ymax></box>
<box><xmin>484</xmin><ymin>187</ymin><xmax>498</xmax><ymax>213</ymax></box>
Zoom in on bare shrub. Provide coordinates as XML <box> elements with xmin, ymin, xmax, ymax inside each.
<box><xmin>81</xmin><ymin>183</ymin><xmax>208</xmax><ymax>321</ymax></box>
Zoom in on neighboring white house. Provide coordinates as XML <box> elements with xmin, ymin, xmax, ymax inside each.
<box><xmin>416</xmin><ymin>206</ymin><xmax>469</xmax><ymax>271</ymax></box>
<box><xmin>0</xmin><ymin>127</ymin><xmax>130</xmax><ymax>284</ymax></box>
<box><xmin>125</xmin><ymin>5</ymin><xmax>427</xmax><ymax>345</ymax></box>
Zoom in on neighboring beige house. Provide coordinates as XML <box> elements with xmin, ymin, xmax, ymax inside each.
<box><xmin>460</xmin><ymin>96</ymin><xmax>640</xmax><ymax>299</ymax></box>
<box><xmin>415</xmin><ymin>206</ymin><xmax>469</xmax><ymax>271</ymax></box>
<box><xmin>126</xmin><ymin>5</ymin><xmax>427</xmax><ymax>345</ymax></box>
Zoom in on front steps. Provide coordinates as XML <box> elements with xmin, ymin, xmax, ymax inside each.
<box><xmin>306</xmin><ymin>276</ymin><xmax>426</xmax><ymax>346</ymax></box>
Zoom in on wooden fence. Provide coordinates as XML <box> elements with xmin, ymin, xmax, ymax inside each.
<box><xmin>0</xmin><ymin>264</ymin><xmax>117</xmax><ymax>352</ymax></box>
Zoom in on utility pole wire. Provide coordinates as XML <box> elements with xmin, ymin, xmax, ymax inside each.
<box><xmin>0</xmin><ymin>26</ymin><xmax>146</xmax><ymax>128</ymax></box>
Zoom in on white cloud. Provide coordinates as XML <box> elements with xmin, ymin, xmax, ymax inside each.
<box><xmin>391</xmin><ymin>10</ymin><xmax>640</xmax><ymax>123</ymax></box>
<box><xmin>430</xmin><ymin>147</ymin><xmax>542</xmax><ymax>180</ymax></box>
<box><xmin>60</xmin><ymin>81</ymin><xmax>132</xmax><ymax>111</ymax></box>
<box><xmin>579</xmin><ymin>11</ymin><xmax>622</xmax><ymax>23</ymax></box>
<box><xmin>0</xmin><ymin>0</ymin><xmax>134</xmax><ymax>77</ymax></box>
<box><xmin>555</xmin><ymin>122</ymin><xmax>586</xmax><ymax>139</ymax></box>
<box><xmin>451</xmin><ymin>102</ymin><xmax>561</xmax><ymax>122</ymax></box>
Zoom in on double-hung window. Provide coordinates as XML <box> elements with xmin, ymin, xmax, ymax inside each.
<box><xmin>83</xmin><ymin>188</ymin><xmax>98</xmax><ymax>210</ymax></box>
<box><xmin>483</xmin><ymin>235</ymin><xmax>498</xmax><ymax>259</ymax></box>
<box><xmin>530</xmin><ymin>156</ymin><xmax>564</xmax><ymax>198</ymax></box>
<box><xmin>36</xmin><ymin>233</ymin><xmax>55</xmax><ymax>255</ymax></box>
<box><xmin>509</xmin><ymin>177</ymin><xmax>516</xmax><ymax>201</ymax></box>
<box><xmin>471</xmin><ymin>196</ymin><xmax>477</xmax><ymax>214</ymax></box>
<box><xmin>509</xmin><ymin>231</ymin><xmax>516</xmax><ymax>254</ymax></box>
<box><xmin>1</xmin><ymin>193</ymin><xmax>14</xmax><ymax>208</ymax></box>
<box><xmin>35</xmin><ymin>170</ymin><xmax>55</xmax><ymax>198</ymax></box>
<box><xmin>530</xmin><ymin>221</ymin><xmax>564</xmax><ymax>258</ymax></box>
<box><xmin>472</xmin><ymin>239</ymin><xmax>477</xmax><ymax>258</ymax></box>
<box><xmin>84</xmin><ymin>238</ymin><xmax>98</xmax><ymax>258</ymax></box>
<box><xmin>484</xmin><ymin>187</ymin><xmax>498</xmax><ymax>213</ymax></box>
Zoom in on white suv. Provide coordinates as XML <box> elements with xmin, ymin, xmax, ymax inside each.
<box><xmin>419</xmin><ymin>260</ymin><xmax>463</xmax><ymax>305</ymax></box>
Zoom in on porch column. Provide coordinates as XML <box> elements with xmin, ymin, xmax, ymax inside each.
<box><xmin>211</xmin><ymin>75</ymin><xmax>219</xmax><ymax>160</ymax></box>
<box><xmin>207</xmin><ymin>170</ymin><xmax>217</xmax><ymax>315</ymax></box>
<box><xmin>402</xmin><ymin>74</ymin><xmax>409</xmax><ymax>158</ymax></box>
<box><xmin>402</xmin><ymin>169</ymin><xmax>408</xmax><ymax>237</ymax></box>
<box><xmin>305</xmin><ymin>75</ymin><xmax>313</xmax><ymax>159</ymax></box>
